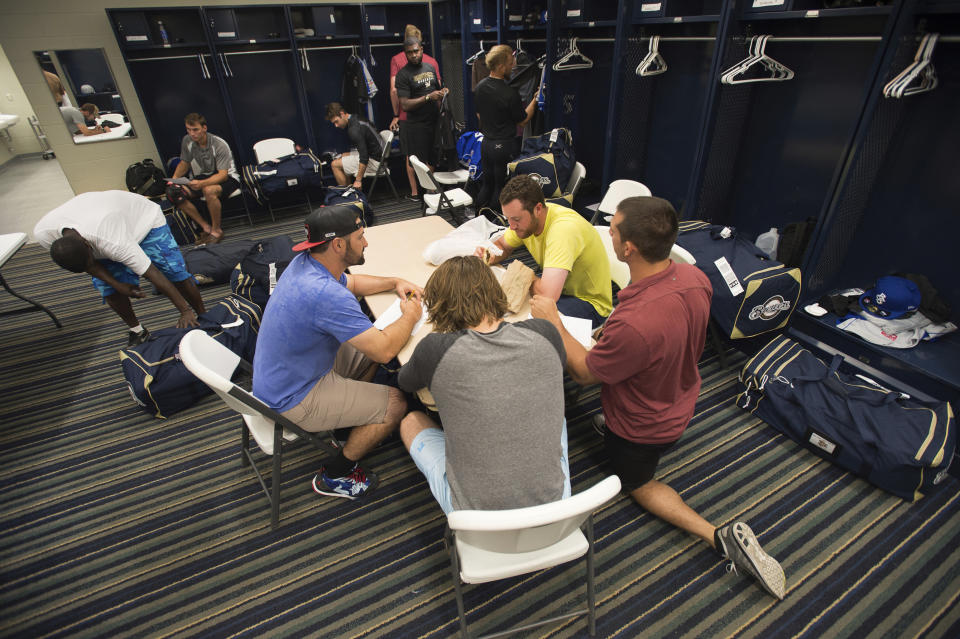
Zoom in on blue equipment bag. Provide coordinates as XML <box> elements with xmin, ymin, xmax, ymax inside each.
<box><xmin>676</xmin><ymin>221</ymin><xmax>801</xmax><ymax>339</ymax></box>
<box><xmin>183</xmin><ymin>240</ymin><xmax>257</xmax><ymax>285</ymax></box>
<box><xmin>457</xmin><ymin>131</ymin><xmax>484</xmax><ymax>181</ymax></box>
<box><xmin>737</xmin><ymin>335</ymin><xmax>955</xmax><ymax>501</ymax></box>
<box><xmin>230</xmin><ymin>235</ymin><xmax>297</xmax><ymax>310</ymax></box>
<box><xmin>242</xmin><ymin>151</ymin><xmax>324</xmax><ymax>204</ymax></box>
<box><xmin>510</xmin><ymin>127</ymin><xmax>576</xmax><ymax>196</ymax></box>
<box><xmin>324</xmin><ymin>185</ymin><xmax>374</xmax><ymax>226</ymax></box>
<box><xmin>119</xmin><ymin>295</ymin><xmax>262</xmax><ymax>419</ymax></box>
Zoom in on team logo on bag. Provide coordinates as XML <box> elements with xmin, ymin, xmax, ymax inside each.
<box><xmin>527</xmin><ymin>173</ymin><xmax>552</xmax><ymax>188</ymax></box>
<box><xmin>749</xmin><ymin>295</ymin><xmax>792</xmax><ymax>321</ymax></box>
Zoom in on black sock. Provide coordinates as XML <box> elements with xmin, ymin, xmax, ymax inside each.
<box><xmin>323</xmin><ymin>451</ymin><xmax>355</xmax><ymax>478</ymax></box>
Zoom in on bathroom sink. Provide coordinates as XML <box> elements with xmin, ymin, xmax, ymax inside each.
<box><xmin>0</xmin><ymin>114</ymin><xmax>20</xmax><ymax>131</ymax></box>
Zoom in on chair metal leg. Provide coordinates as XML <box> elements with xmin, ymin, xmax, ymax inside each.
<box><xmin>387</xmin><ymin>173</ymin><xmax>400</xmax><ymax>201</ymax></box>
<box><xmin>366</xmin><ymin>174</ymin><xmax>379</xmax><ymax>200</ymax></box>
<box><xmin>708</xmin><ymin>319</ymin><xmax>728</xmax><ymax>369</ymax></box>
<box><xmin>586</xmin><ymin>514</ymin><xmax>597</xmax><ymax>636</ymax></box>
<box><xmin>447</xmin><ymin>527</ymin><xmax>470</xmax><ymax>638</ymax></box>
<box><xmin>240</xmin><ymin>420</ymin><xmax>251</xmax><ymax>466</ymax></box>
<box><xmin>271</xmin><ymin>425</ymin><xmax>282</xmax><ymax>529</ymax></box>
<box><xmin>0</xmin><ymin>272</ymin><xmax>62</xmax><ymax>328</ymax></box>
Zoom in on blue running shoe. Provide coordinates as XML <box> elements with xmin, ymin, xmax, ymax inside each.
<box><xmin>312</xmin><ymin>464</ymin><xmax>378</xmax><ymax>500</ymax></box>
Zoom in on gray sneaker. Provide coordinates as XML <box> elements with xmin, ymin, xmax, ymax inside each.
<box><xmin>592</xmin><ymin>413</ymin><xmax>606</xmax><ymax>437</ymax></box>
<box><xmin>716</xmin><ymin>522</ymin><xmax>786</xmax><ymax>600</ymax></box>
<box><xmin>127</xmin><ymin>327</ymin><xmax>151</xmax><ymax>347</ymax></box>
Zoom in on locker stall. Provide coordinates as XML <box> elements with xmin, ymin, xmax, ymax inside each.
<box><xmin>687</xmin><ymin>9</ymin><xmax>897</xmax><ymax>240</ymax></box>
<box><xmin>607</xmin><ymin>7</ymin><xmax>721</xmax><ymax>210</ymax></box>
<box><xmin>793</xmin><ymin>3</ymin><xmax>960</xmax><ymax>408</ymax></box>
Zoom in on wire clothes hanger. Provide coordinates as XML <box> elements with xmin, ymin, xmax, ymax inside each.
<box><xmin>721</xmin><ymin>35</ymin><xmax>794</xmax><ymax>84</ymax></box>
<box><xmin>553</xmin><ymin>37</ymin><xmax>594</xmax><ymax>71</ymax></box>
<box><xmin>883</xmin><ymin>33</ymin><xmax>939</xmax><ymax>98</ymax></box>
<box><xmin>465</xmin><ymin>40</ymin><xmax>486</xmax><ymax>65</ymax></box>
<box><xmin>636</xmin><ymin>35</ymin><xmax>667</xmax><ymax>76</ymax></box>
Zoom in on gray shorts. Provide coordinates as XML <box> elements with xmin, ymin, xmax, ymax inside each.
<box><xmin>281</xmin><ymin>343</ymin><xmax>389</xmax><ymax>432</ymax></box>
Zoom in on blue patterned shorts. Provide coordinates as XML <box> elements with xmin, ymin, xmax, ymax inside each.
<box><xmin>91</xmin><ymin>225</ymin><xmax>194</xmax><ymax>298</ymax></box>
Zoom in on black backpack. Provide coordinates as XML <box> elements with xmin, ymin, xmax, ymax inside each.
<box><xmin>126</xmin><ymin>158</ymin><xmax>166</xmax><ymax>197</ymax></box>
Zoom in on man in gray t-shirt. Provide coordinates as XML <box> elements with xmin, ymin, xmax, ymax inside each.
<box><xmin>398</xmin><ymin>255</ymin><xmax>571</xmax><ymax>513</ymax></box>
<box><xmin>168</xmin><ymin>112</ymin><xmax>241</xmax><ymax>244</ymax></box>
<box><xmin>60</xmin><ymin>106</ymin><xmax>109</xmax><ymax>137</ymax></box>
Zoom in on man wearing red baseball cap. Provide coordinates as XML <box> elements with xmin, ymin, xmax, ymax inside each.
<box><xmin>253</xmin><ymin>205</ymin><xmax>423</xmax><ymax>500</ymax></box>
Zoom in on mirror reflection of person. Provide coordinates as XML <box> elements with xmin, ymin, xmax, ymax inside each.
<box><xmin>60</xmin><ymin>105</ymin><xmax>109</xmax><ymax>136</ymax></box>
<box><xmin>168</xmin><ymin>113</ymin><xmax>241</xmax><ymax>245</ymax></box>
<box><xmin>44</xmin><ymin>70</ymin><xmax>73</xmax><ymax>108</ymax></box>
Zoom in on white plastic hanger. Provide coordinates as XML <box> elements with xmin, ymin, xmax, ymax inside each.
<box><xmin>721</xmin><ymin>35</ymin><xmax>794</xmax><ymax>84</ymax></box>
<box><xmin>636</xmin><ymin>35</ymin><xmax>668</xmax><ymax>76</ymax></box>
<box><xmin>883</xmin><ymin>33</ymin><xmax>939</xmax><ymax>98</ymax></box>
<box><xmin>553</xmin><ymin>38</ymin><xmax>594</xmax><ymax>71</ymax></box>
<box><xmin>465</xmin><ymin>40</ymin><xmax>486</xmax><ymax>65</ymax></box>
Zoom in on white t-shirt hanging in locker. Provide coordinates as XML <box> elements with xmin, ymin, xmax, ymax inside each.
<box><xmin>33</xmin><ymin>190</ymin><xmax>166</xmax><ymax>276</ymax></box>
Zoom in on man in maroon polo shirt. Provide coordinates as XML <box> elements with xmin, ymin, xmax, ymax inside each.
<box><xmin>531</xmin><ymin>195</ymin><xmax>786</xmax><ymax>600</ymax></box>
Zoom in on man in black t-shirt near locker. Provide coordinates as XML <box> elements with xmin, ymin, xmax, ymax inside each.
<box><xmin>395</xmin><ymin>37</ymin><xmax>448</xmax><ymax>171</ymax></box>
<box><xmin>474</xmin><ymin>44</ymin><xmax>539</xmax><ymax>213</ymax></box>
<box><xmin>326</xmin><ymin>102</ymin><xmax>386</xmax><ymax>189</ymax></box>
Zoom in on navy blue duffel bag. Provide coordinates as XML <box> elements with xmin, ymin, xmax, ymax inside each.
<box><xmin>737</xmin><ymin>335</ymin><xmax>955</xmax><ymax>501</ymax></box>
<box><xmin>230</xmin><ymin>235</ymin><xmax>297</xmax><ymax>310</ymax></box>
<box><xmin>119</xmin><ymin>295</ymin><xmax>262</xmax><ymax>419</ymax></box>
<box><xmin>676</xmin><ymin>221</ymin><xmax>801</xmax><ymax>339</ymax></box>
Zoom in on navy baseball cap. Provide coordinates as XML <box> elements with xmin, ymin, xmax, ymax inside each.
<box><xmin>292</xmin><ymin>205</ymin><xmax>364</xmax><ymax>251</ymax></box>
<box><xmin>859</xmin><ymin>276</ymin><xmax>921</xmax><ymax>319</ymax></box>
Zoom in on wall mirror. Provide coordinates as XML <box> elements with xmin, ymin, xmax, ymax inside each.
<box><xmin>34</xmin><ymin>49</ymin><xmax>136</xmax><ymax>144</ymax></box>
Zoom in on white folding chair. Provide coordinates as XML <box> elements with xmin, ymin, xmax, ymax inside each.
<box><xmin>565</xmin><ymin>161</ymin><xmax>587</xmax><ymax>202</ymax></box>
<box><xmin>364</xmin><ymin>130</ymin><xmax>400</xmax><ymax>201</ymax></box>
<box><xmin>178</xmin><ymin>330</ymin><xmax>338</xmax><ymax>529</ymax></box>
<box><xmin>594</xmin><ymin>225</ymin><xmax>630</xmax><ymax>291</ymax></box>
<box><xmin>251</xmin><ymin>137</ymin><xmax>311</xmax><ymax>221</ymax></box>
<box><xmin>409</xmin><ymin>154</ymin><xmax>473</xmax><ymax>224</ymax></box>
<box><xmin>589</xmin><ymin>179</ymin><xmax>653</xmax><ymax>225</ymax></box>
<box><xmin>253</xmin><ymin>137</ymin><xmax>296</xmax><ymax>163</ymax></box>
<box><xmin>446</xmin><ymin>475</ymin><xmax>621</xmax><ymax>638</ymax></box>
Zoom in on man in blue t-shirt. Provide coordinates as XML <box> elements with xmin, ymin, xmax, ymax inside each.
<box><xmin>253</xmin><ymin>205</ymin><xmax>423</xmax><ymax>500</ymax></box>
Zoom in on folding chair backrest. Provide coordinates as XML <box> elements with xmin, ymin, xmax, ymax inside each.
<box><xmin>447</xmin><ymin>475</ymin><xmax>621</xmax><ymax>554</ymax></box>
<box><xmin>566</xmin><ymin>161</ymin><xmax>586</xmax><ymax>199</ymax></box>
<box><xmin>598</xmin><ymin>179</ymin><xmax>652</xmax><ymax>215</ymax></box>
<box><xmin>594</xmin><ymin>225</ymin><xmax>631</xmax><ymax>290</ymax></box>
<box><xmin>378</xmin><ymin>130</ymin><xmax>394</xmax><ymax>164</ymax></box>
<box><xmin>253</xmin><ymin>137</ymin><xmax>296</xmax><ymax>163</ymax></box>
<box><xmin>670</xmin><ymin>243</ymin><xmax>697</xmax><ymax>265</ymax></box>
<box><xmin>179</xmin><ymin>329</ymin><xmax>261</xmax><ymax>417</ymax></box>
<box><xmin>408</xmin><ymin>154</ymin><xmax>438</xmax><ymax>191</ymax></box>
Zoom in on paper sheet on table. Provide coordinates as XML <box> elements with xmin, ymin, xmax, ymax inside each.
<box><xmin>373</xmin><ymin>297</ymin><xmax>428</xmax><ymax>335</ymax></box>
<box><xmin>167</xmin><ymin>177</ymin><xmax>192</xmax><ymax>186</ymax></box>
<box><xmin>529</xmin><ymin>312</ymin><xmax>593</xmax><ymax>349</ymax></box>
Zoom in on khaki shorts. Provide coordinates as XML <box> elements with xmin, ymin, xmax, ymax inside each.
<box><xmin>281</xmin><ymin>343</ymin><xmax>390</xmax><ymax>432</ymax></box>
<box><xmin>340</xmin><ymin>151</ymin><xmax>380</xmax><ymax>177</ymax></box>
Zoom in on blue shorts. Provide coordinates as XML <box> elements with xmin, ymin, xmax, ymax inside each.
<box><xmin>410</xmin><ymin>419</ymin><xmax>572</xmax><ymax>514</ymax></box>
<box><xmin>557</xmin><ymin>294</ymin><xmax>607</xmax><ymax>329</ymax></box>
<box><xmin>91</xmin><ymin>225</ymin><xmax>193</xmax><ymax>298</ymax></box>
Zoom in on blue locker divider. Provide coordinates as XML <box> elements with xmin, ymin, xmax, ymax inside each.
<box><xmin>298</xmin><ymin>46</ymin><xmax>354</xmax><ymax>155</ymax></box>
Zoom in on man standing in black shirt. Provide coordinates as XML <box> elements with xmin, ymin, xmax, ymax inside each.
<box><xmin>326</xmin><ymin>102</ymin><xmax>386</xmax><ymax>189</ymax></box>
<box><xmin>475</xmin><ymin>45</ymin><xmax>539</xmax><ymax>214</ymax></box>
<box><xmin>395</xmin><ymin>37</ymin><xmax>447</xmax><ymax>172</ymax></box>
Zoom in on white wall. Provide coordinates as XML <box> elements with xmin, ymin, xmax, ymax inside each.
<box><xmin>0</xmin><ymin>43</ymin><xmax>41</xmax><ymax>165</ymax></box>
<box><xmin>0</xmin><ymin>0</ymin><xmax>408</xmax><ymax>194</ymax></box>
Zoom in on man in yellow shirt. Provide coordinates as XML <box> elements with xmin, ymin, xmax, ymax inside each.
<box><xmin>478</xmin><ymin>175</ymin><xmax>612</xmax><ymax>327</ymax></box>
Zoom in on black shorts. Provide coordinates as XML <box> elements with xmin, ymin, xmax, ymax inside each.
<box><xmin>192</xmin><ymin>175</ymin><xmax>241</xmax><ymax>199</ymax></box>
<box><xmin>604</xmin><ymin>428</ymin><xmax>677</xmax><ymax>493</ymax></box>
<box><xmin>399</xmin><ymin>120</ymin><xmax>437</xmax><ymax>166</ymax></box>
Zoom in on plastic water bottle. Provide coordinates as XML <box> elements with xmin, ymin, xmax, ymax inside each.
<box><xmin>755</xmin><ymin>227</ymin><xmax>779</xmax><ymax>260</ymax></box>
<box><xmin>158</xmin><ymin>21</ymin><xmax>170</xmax><ymax>45</ymax></box>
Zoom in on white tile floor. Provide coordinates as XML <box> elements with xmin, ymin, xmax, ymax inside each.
<box><xmin>0</xmin><ymin>154</ymin><xmax>75</xmax><ymax>242</ymax></box>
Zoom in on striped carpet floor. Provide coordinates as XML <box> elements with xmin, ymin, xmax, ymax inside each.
<box><xmin>1</xmin><ymin>198</ymin><xmax>959</xmax><ymax>638</ymax></box>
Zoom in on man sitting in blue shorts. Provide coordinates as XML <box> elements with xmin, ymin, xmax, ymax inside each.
<box><xmin>34</xmin><ymin>190</ymin><xmax>206</xmax><ymax>345</ymax></box>
<box><xmin>397</xmin><ymin>255</ymin><xmax>571</xmax><ymax>513</ymax></box>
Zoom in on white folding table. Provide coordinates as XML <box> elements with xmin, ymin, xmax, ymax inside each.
<box><xmin>0</xmin><ymin>232</ymin><xmax>62</xmax><ymax>327</ymax></box>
